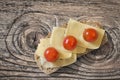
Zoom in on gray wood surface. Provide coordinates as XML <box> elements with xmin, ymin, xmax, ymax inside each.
<box><xmin>0</xmin><ymin>0</ymin><xmax>120</xmax><ymax>80</ymax></box>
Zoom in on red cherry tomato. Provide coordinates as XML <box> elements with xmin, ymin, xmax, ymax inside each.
<box><xmin>83</xmin><ymin>28</ymin><xmax>98</xmax><ymax>42</ymax></box>
<box><xmin>44</xmin><ymin>47</ymin><xmax>59</xmax><ymax>62</ymax></box>
<box><xmin>63</xmin><ymin>35</ymin><xmax>77</xmax><ymax>50</ymax></box>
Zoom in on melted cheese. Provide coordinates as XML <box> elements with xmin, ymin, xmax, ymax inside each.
<box><xmin>35</xmin><ymin>38</ymin><xmax>72</xmax><ymax>59</ymax></box>
<box><xmin>65</xmin><ymin>19</ymin><xmax>84</xmax><ymax>45</ymax></box>
<box><xmin>50</xmin><ymin>27</ymin><xmax>66</xmax><ymax>51</ymax></box>
<box><xmin>35</xmin><ymin>38</ymin><xmax>77</xmax><ymax>68</ymax></box>
<box><xmin>65</xmin><ymin>19</ymin><xmax>105</xmax><ymax>49</ymax></box>
<box><xmin>35</xmin><ymin>38</ymin><xmax>50</xmax><ymax>57</ymax></box>
<box><xmin>50</xmin><ymin>27</ymin><xmax>86</xmax><ymax>54</ymax></box>
<box><xmin>79</xmin><ymin>24</ymin><xmax>105</xmax><ymax>49</ymax></box>
<box><xmin>72</xmin><ymin>46</ymin><xmax>86</xmax><ymax>54</ymax></box>
<box><xmin>39</xmin><ymin>53</ymin><xmax>76</xmax><ymax>68</ymax></box>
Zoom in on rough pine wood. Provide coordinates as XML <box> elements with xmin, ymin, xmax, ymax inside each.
<box><xmin>0</xmin><ymin>0</ymin><xmax>120</xmax><ymax>80</ymax></box>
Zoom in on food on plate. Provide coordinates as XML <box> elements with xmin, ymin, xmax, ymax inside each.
<box><xmin>83</xmin><ymin>28</ymin><xmax>98</xmax><ymax>42</ymax></box>
<box><xmin>63</xmin><ymin>35</ymin><xmax>77</xmax><ymax>50</ymax></box>
<box><xmin>65</xmin><ymin>19</ymin><xmax>105</xmax><ymax>49</ymax></box>
<box><xmin>34</xmin><ymin>19</ymin><xmax>108</xmax><ymax>74</ymax></box>
<box><xmin>44</xmin><ymin>47</ymin><xmax>59</xmax><ymax>62</ymax></box>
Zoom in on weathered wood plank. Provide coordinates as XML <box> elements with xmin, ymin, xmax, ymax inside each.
<box><xmin>0</xmin><ymin>0</ymin><xmax>120</xmax><ymax>79</ymax></box>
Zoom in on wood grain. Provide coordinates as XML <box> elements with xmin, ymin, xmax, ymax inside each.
<box><xmin>0</xmin><ymin>0</ymin><xmax>120</xmax><ymax>79</ymax></box>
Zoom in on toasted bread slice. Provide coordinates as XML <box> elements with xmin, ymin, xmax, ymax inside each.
<box><xmin>34</xmin><ymin>21</ymin><xmax>108</xmax><ymax>74</ymax></box>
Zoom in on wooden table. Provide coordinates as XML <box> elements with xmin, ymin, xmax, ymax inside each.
<box><xmin>0</xmin><ymin>0</ymin><xmax>120</xmax><ymax>79</ymax></box>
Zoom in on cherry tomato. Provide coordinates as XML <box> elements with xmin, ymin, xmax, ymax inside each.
<box><xmin>44</xmin><ymin>47</ymin><xmax>59</xmax><ymax>62</ymax></box>
<box><xmin>63</xmin><ymin>35</ymin><xmax>77</xmax><ymax>50</ymax></box>
<box><xmin>83</xmin><ymin>28</ymin><xmax>98</xmax><ymax>42</ymax></box>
